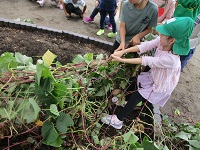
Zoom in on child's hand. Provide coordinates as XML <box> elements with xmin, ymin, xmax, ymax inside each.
<box><xmin>95</xmin><ymin>1</ymin><xmax>99</xmax><ymax>7</ymax></box>
<box><xmin>66</xmin><ymin>13</ymin><xmax>70</xmax><ymax>17</ymax></box>
<box><xmin>115</xmin><ymin>42</ymin><xmax>125</xmax><ymax>52</ymax></box>
<box><xmin>111</xmin><ymin>54</ymin><xmax>123</xmax><ymax>62</ymax></box>
<box><xmin>131</xmin><ymin>35</ymin><xmax>140</xmax><ymax>45</ymax></box>
<box><xmin>113</xmin><ymin>51</ymin><xmax>124</xmax><ymax>58</ymax></box>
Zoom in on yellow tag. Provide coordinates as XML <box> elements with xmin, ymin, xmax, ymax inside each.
<box><xmin>42</xmin><ymin>50</ymin><xmax>56</xmax><ymax>66</ymax></box>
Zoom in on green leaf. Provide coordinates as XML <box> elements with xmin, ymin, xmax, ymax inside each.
<box><xmin>195</xmin><ymin>123</ymin><xmax>200</xmax><ymax>128</ymax></box>
<box><xmin>123</xmin><ymin>131</ymin><xmax>139</xmax><ymax>145</ymax></box>
<box><xmin>35</xmin><ymin>76</ymin><xmax>58</xmax><ymax>105</ymax></box>
<box><xmin>56</xmin><ymin>112</ymin><xmax>74</xmax><ymax>134</ymax></box>
<box><xmin>136</xmin><ymin>101</ymin><xmax>142</xmax><ymax>107</ymax></box>
<box><xmin>0</xmin><ymin>52</ymin><xmax>18</xmax><ymax>73</ymax></box>
<box><xmin>53</xmin><ymin>82</ymin><xmax>67</xmax><ymax>97</ymax></box>
<box><xmin>84</xmin><ymin>53</ymin><xmax>93</xmax><ymax>64</ymax></box>
<box><xmin>141</xmin><ymin>137</ymin><xmax>159</xmax><ymax>150</ymax></box>
<box><xmin>36</xmin><ymin>63</ymin><xmax>49</xmax><ymax>85</ymax></box>
<box><xmin>15</xmin><ymin>52</ymin><xmax>33</xmax><ymax>65</ymax></box>
<box><xmin>29</xmin><ymin>98</ymin><xmax>40</xmax><ymax>119</ymax></box>
<box><xmin>23</xmin><ymin>98</ymin><xmax>41</xmax><ymax>123</ymax></box>
<box><xmin>175</xmin><ymin>131</ymin><xmax>191</xmax><ymax>141</ymax></box>
<box><xmin>48</xmin><ymin>136</ymin><xmax>62</xmax><ymax>147</ymax></box>
<box><xmin>188</xmin><ymin>140</ymin><xmax>200</xmax><ymax>148</ymax></box>
<box><xmin>42</xmin><ymin>121</ymin><xmax>61</xmax><ymax>147</ymax></box>
<box><xmin>50</xmin><ymin>104</ymin><xmax>59</xmax><ymax>116</ymax></box>
<box><xmin>72</xmin><ymin>54</ymin><xmax>85</xmax><ymax>64</ymax></box>
<box><xmin>95</xmin><ymin>90</ymin><xmax>105</xmax><ymax>96</ymax></box>
<box><xmin>96</xmin><ymin>54</ymin><xmax>104</xmax><ymax>60</ymax></box>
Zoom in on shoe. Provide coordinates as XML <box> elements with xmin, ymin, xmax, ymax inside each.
<box><xmin>65</xmin><ymin>15</ymin><xmax>71</xmax><ymax>20</ymax></box>
<box><xmin>83</xmin><ymin>17</ymin><xmax>94</xmax><ymax>23</ymax></box>
<box><xmin>101</xmin><ymin>114</ymin><xmax>123</xmax><ymax>129</ymax></box>
<box><xmin>57</xmin><ymin>2</ymin><xmax>63</xmax><ymax>9</ymax></box>
<box><xmin>96</xmin><ymin>29</ymin><xmax>104</xmax><ymax>36</ymax></box>
<box><xmin>37</xmin><ymin>0</ymin><xmax>45</xmax><ymax>6</ymax></box>
<box><xmin>107</xmin><ymin>32</ymin><xmax>117</xmax><ymax>38</ymax></box>
<box><xmin>112</xmin><ymin>97</ymin><xmax>127</xmax><ymax>107</ymax></box>
<box><xmin>108</xmin><ymin>24</ymin><xmax>112</xmax><ymax>30</ymax></box>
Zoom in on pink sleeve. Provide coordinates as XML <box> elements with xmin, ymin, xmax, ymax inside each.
<box><xmin>142</xmin><ymin>54</ymin><xmax>178</xmax><ymax>68</ymax></box>
<box><xmin>138</xmin><ymin>37</ymin><xmax>160</xmax><ymax>54</ymax></box>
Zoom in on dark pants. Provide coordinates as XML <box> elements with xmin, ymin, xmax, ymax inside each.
<box><xmin>116</xmin><ymin>77</ymin><xmax>146</xmax><ymax>121</ymax></box>
<box><xmin>99</xmin><ymin>9</ymin><xmax>116</xmax><ymax>33</ymax></box>
<box><xmin>111</xmin><ymin>40</ymin><xmax>120</xmax><ymax>54</ymax></box>
<box><xmin>180</xmin><ymin>47</ymin><xmax>196</xmax><ymax>71</ymax></box>
<box><xmin>90</xmin><ymin>7</ymin><xmax>99</xmax><ymax>19</ymax></box>
<box><xmin>65</xmin><ymin>3</ymin><xmax>82</xmax><ymax>16</ymax></box>
<box><xmin>90</xmin><ymin>7</ymin><xmax>111</xmax><ymax>25</ymax></box>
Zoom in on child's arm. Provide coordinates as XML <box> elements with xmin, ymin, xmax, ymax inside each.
<box><xmin>115</xmin><ymin>22</ymin><xmax>126</xmax><ymax>51</ymax></box>
<box><xmin>81</xmin><ymin>5</ymin><xmax>87</xmax><ymax>17</ymax></box>
<box><xmin>131</xmin><ymin>27</ymin><xmax>152</xmax><ymax>45</ymax></box>
<box><xmin>114</xmin><ymin>45</ymin><xmax>140</xmax><ymax>56</ymax></box>
<box><xmin>95</xmin><ymin>0</ymin><xmax>99</xmax><ymax>8</ymax></box>
<box><xmin>62</xmin><ymin>0</ymin><xmax>70</xmax><ymax>17</ymax></box>
<box><xmin>111</xmin><ymin>55</ymin><xmax>142</xmax><ymax>65</ymax></box>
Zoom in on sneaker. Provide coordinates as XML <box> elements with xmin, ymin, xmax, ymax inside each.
<box><xmin>108</xmin><ymin>24</ymin><xmax>112</xmax><ymax>30</ymax></box>
<box><xmin>96</xmin><ymin>29</ymin><xmax>104</xmax><ymax>36</ymax></box>
<box><xmin>107</xmin><ymin>32</ymin><xmax>117</xmax><ymax>38</ymax></box>
<box><xmin>57</xmin><ymin>2</ymin><xmax>63</xmax><ymax>9</ymax></box>
<box><xmin>37</xmin><ymin>0</ymin><xmax>45</xmax><ymax>6</ymax></box>
<box><xmin>101</xmin><ymin>114</ymin><xmax>123</xmax><ymax>129</ymax></box>
<box><xmin>83</xmin><ymin>17</ymin><xmax>94</xmax><ymax>23</ymax></box>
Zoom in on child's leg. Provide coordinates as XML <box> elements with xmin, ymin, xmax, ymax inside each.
<box><xmin>116</xmin><ymin>91</ymin><xmax>146</xmax><ymax>121</ymax></box>
<box><xmin>65</xmin><ymin>3</ymin><xmax>74</xmax><ymax>15</ymax></box>
<box><xmin>99</xmin><ymin>10</ymin><xmax>107</xmax><ymax>30</ymax></box>
<box><xmin>108</xmin><ymin>11</ymin><xmax>116</xmax><ymax>33</ymax></box>
<box><xmin>180</xmin><ymin>47</ymin><xmax>196</xmax><ymax>71</ymax></box>
<box><xmin>73</xmin><ymin>7</ymin><xmax>82</xmax><ymax>17</ymax></box>
<box><xmin>90</xmin><ymin>7</ymin><xmax>99</xmax><ymax>19</ymax></box>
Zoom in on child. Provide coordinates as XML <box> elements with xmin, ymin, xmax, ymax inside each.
<box><xmin>96</xmin><ymin>0</ymin><xmax>119</xmax><ymax>38</ymax></box>
<box><xmin>37</xmin><ymin>0</ymin><xmax>63</xmax><ymax>9</ymax></box>
<box><xmin>101</xmin><ymin>17</ymin><xmax>194</xmax><ymax>129</ymax></box>
<box><xmin>83</xmin><ymin>0</ymin><xmax>119</xmax><ymax>30</ymax></box>
<box><xmin>181</xmin><ymin>15</ymin><xmax>200</xmax><ymax>71</ymax></box>
<box><xmin>112</xmin><ymin>0</ymin><xmax>158</xmax><ymax>54</ymax></box>
<box><xmin>173</xmin><ymin>0</ymin><xmax>200</xmax><ymax>71</ymax></box>
<box><xmin>151</xmin><ymin>0</ymin><xmax>176</xmax><ymax>24</ymax></box>
<box><xmin>62</xmin><ymin>0</ymin><xmax>87</xmax><ymax>19</ymax></box>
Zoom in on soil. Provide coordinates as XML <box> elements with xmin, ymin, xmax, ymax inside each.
<box><xmin>0</xmin><ymin>0</ymin><xmax>200</xmax><ymax>124</ymax></box>
<box><xmin>0</xmin><ymin>27</ymin><xmax>108</xmax><ymax>65</ymax></box>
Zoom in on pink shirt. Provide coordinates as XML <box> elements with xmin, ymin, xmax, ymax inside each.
<box><xmin>137</xmin><ymin>37</ymin><xmax>181</xmax><ymax>107</ymax></box>
<box><xmin>152</xmin><ymin>0</ymin><xmax>176</xmax><ymax>24</ymax></box>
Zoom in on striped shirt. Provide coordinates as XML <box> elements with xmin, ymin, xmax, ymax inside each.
<box><xmin>137</xmin><ymin>37</ymin><xmax>181</xmax><ymax>107</ymax></box>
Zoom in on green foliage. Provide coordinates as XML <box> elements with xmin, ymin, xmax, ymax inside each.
<box><xmin>1</xmin><ymin>51</ymin><xmax>198</xmax><ymax>150</ymax></box>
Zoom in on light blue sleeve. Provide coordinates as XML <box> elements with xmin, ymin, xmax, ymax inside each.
<box><xmin>120</xmin><ymin>2</ymin><xmax>125</xmax><ymax>22</ymax></box>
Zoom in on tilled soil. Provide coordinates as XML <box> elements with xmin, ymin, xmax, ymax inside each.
<box><xmin>0</xmin><ymin>27</ymin><xmax>108</xmax><ymax>65</ymax></box>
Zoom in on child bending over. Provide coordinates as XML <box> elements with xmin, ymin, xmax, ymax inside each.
<box><xmin>101</xmin><ymin>17</ymin><xmax>194</xmax><ymax>129</ymax></box>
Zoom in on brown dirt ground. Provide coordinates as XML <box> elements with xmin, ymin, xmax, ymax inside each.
<box><xmin>0</xmin><ymin>27</ymin><xmax>108</xmax><ymax>65</ymax></box>
<box><xmin>0</xmin><ymin>0</ymin><xmax>200</xmax><ymax>123</ymax></box>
